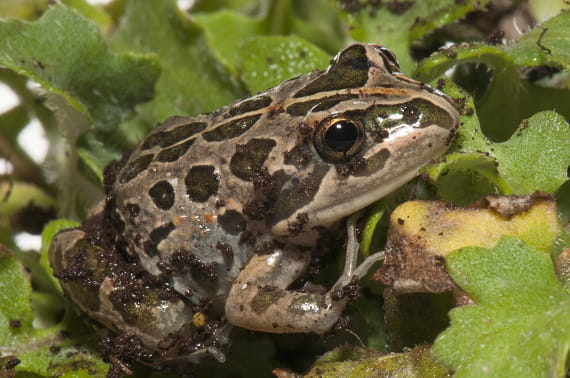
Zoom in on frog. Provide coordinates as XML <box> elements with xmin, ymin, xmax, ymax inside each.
<box><xmin>48</xmin><ymin>43</ymin><xmax>460</xmax><ymax>366</ymax></box>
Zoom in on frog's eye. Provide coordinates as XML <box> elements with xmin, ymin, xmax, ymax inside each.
<box><xmin>313</xmin><ymin>117</ymin><xmax>365</xmax><ymax>163</ymax></box>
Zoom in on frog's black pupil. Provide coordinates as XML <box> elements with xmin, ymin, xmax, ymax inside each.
<box><xmin>325</xmin><ymin>121</ymin><xmax>359</xmax><ymax>152</ymax></box>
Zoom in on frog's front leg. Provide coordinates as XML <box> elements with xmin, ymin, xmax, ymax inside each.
<box><xmin>225</xmin><ymin>214</ymin><xmax>384</xmax><ymax>334</ymax></box>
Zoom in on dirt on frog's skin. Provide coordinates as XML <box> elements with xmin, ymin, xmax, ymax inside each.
<box><xmin>335</xmin><ymin>156</ymin><xmax>367</xmax><ymax>176</ymax></box>
<box><xmin>99</xmin><ymin>334</ymin><xmax>155</xmax><ymax>378</ymax></box>
<box><xmin>100</xmin><ymin>320</ymin><xmax>227</xmax><ymax>377</ymax></box>
<box><xmin>330</xmin><ymin>276</ymin><xmax>362</xmax><ymax>301</ymax></box>
<box><xmin>287</xmin><ymin>212</ymin><xmax>309</xmax><ymax>236</ymax></box>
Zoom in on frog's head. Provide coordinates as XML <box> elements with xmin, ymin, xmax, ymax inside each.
<box><xmin>271</xmin><ymin>43</ymin><xmax>460</xmax><ymax>237</ymax></box>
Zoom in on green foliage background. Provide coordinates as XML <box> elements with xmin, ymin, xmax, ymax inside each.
<box><xmin>0</xmin><ymin>0</ymin><xmax>570</xmax><ymax>376</ymax></box>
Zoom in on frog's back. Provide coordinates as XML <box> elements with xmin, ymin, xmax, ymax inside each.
<box><xmin>110</xmin><ymin>75</ymin><xmax>316</xmax><ymax>308</ymax></box>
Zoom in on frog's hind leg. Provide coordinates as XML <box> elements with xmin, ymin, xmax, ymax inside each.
<box><xmin>224</xmin><ymin>212</ymin><xmax>384</xmax><ymax>334</ymax></box>
<box><xmin>49</xmin><ymin>227</ymin><xmax>230</xmax><ymax>364</ymax></box>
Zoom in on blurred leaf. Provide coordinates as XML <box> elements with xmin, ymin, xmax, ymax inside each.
<box><xmin>238</xmin><ymin>35</ymin><xmax>329</xmax><ymax>93</ymax></box>
<box><xmin>0</xmin><ymin>4</ymin><xmax>160</xmax><ymax>131</ymax></box>
<box><xmin>0</xmin><ymin>180</ymin><xmax>55</xmax><ymax>235</ymax></box>
<box><xmin>0</xmin><ymin>0</ymin><xmax>47</xmax><ymax>20</ymax></box>
<box><xmin>110</xmin><ymin>0</ymin><xmax>245</xmax><ymax>141</ymax></box>
<box><xmin>193</xmin><ymin>9</ymin><xmax>268</xmax><ymax>73</ymax></box>
<box><xmin>433</xmin><ymin>237</ymin><xmax>570</xmax><ymax>378</ymax></box>
<box><xmin>62</xmin><ymin>0</ymin><xmax>112</xmax><ymax>27</ymax></box>
<box><xmin>529</xmin><ymin>0</ymin><xmax>570</xmax><ymax>22</ymax></box>
<box><xmin>192</xmin><ymin>0</ymin><xmax>264</xmax><ymax>13</ymax></box>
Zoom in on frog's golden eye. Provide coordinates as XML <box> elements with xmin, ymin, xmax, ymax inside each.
<box><xmin>313</xmin><ymin>117</ymin><xmax>365</xmax><ymax>163</ymax></box>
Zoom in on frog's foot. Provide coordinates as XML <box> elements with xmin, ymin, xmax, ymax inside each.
<box><xmin>225</xmin><ymin>213</ymin><xmax>383</xmax><ymax>335</ymax></box>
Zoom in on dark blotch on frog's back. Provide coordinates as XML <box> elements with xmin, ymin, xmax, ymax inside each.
<box><xmin>228</xmin><ymin>96</ymin><xmax>272</xmax><ymax>117</ymax></box>
<box><xmin>143</xmin><ymin>222</ymin><xmax>175</xmax><ymax>257</ymax></box>
<box><xmin>350</xmin><ymin>148</ymin><xmax>391</xmax><ymax>177</ymax></box>
<box><xmin>293</xmin><ymin>44</ymin><xmax>369</xmax><ymax>98</ymax></box>
<box><xmin>216</xmin><ymin>242</ymin><xmax>234</xmax><ymax>271</ymax></box>
<box><xmin>185</xmin><ymin>165</ymin><xmax>219</xmax><ymax>203</ymax></box>
<box><xmin>156</xmin><ymin>138</ymin><xmax>196</xmax><ymax>162</ymax></box>
<box><xmin>413</xmin><ymin>98</ymin><xmax>456</xmax><ymax>130</ymax></box>
<box><xmin>283</xmin><ymin>143</ymin><xmax>312</xmax><ymax>169</ymax></box>
<box><xmin>148</xmin><ymin>181</ymin><xmax>175</xmax><ymax>210</ymax></box>
<box><xmin>141</xmin><ymin>117</ymin><xmax>207</xmax><ymax>150</ymax></box>
<box><xmin>251</xmin><ymin>286</ymin><xmax>287</xmax><ymax>315</ymax></box>
<box><xmin>120</xmin><ymin>154</ymin><xmax>154</xmax><ymax>183</ymax></box>
<box><xmin>218</xmin><ymin>210</ymin><xmax>247</xmax><ymax>235</ymax></box>
<box><xmin>285</xmin><ymin>94</ymin><xmax>359</xmax><ymax>116</ymax></box>
<box><xmin>203</xmin><ymin>114</ymin><xmax>261</xmax><ymax>142</ymax></box>
<box><xmin>270</xmin><ymin>162</ymin><xmax>330</xmax><ymax>226</ymax></box>
<box><xmin>230</xmin><ymin>138</ymin><xmax>277</xmax><ymax>181</ymax></box>
<box><xmin>167</xmin><ymin>249</ymin><xmax>219</xmax><ymax>281</ymax></box>
<box><xmin>125</xmin><ymin>203</ymin><xmax>140</xmax><ymax>221</ymax></box>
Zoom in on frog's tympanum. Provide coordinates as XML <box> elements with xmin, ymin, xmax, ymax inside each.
<box><xmin>49</xmin><ymin>43</ymin><xmax>459</xmax><ymax>364</ymax></box>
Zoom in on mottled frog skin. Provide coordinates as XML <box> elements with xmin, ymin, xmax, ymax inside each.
<box><xmin>49</xmin><ymin>43</ymin><xmax>459</xmax><ymax>364</ymax></box>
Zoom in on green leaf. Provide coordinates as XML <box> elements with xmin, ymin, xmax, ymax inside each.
<box><xmin>426</xmin><ymin>80</ymin><xmax>570</xmax><ymax>202</ymax></box>
<box><xmin>304</xmin><ymin>345</ymin><xmax>450</xmax><ymax>377</ymax></box>
<box><xmin>194</xmin><ymin>1</ymin><xmax>345</xmax><ymax>81</ymax></box>
<box><xmin>492</xmin><ymin>111</ymin><xmax>570</xmax><ymax>194</ymax></box>
<box><xmin>193</xmin><ymin>9</ymin><xmax>268</xmax><ymax>74</ymax></box>
<box><xmin>238</xmin><ymin>35</ymin><xmax>329</xmax><ymax>93</ymax></box>
<box><xmin>433</xmin><ymin>237</ymin><xmax>570</xmax><ymax>378</ymax></box>
<box><xmin>360</xmin><ymin>200</ymin><xmax>386</xmax><ymax>257</ymax></box>
<box><xmin>416</xmin><ymin>8</ymin><xmax>570</xmax><ymax>141</ymax></box>
<box><xmin>192</xmin><ymin>0</ymin><xmax>262</xmax><ymax>13</ymax></box>
<box><xmin>0</xmin><ymin>4</ymin><xmax>160</xmax><ymax>130</ymax></box>
<box><xmin>110</xmin><ymin>0</ymin><xmax>245</xmax><ymax>137</ymax></box>
<box><xmin>508</xmin><ymin>10</ymin><xmax>570</xmax><ymax>68</ymax></box>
